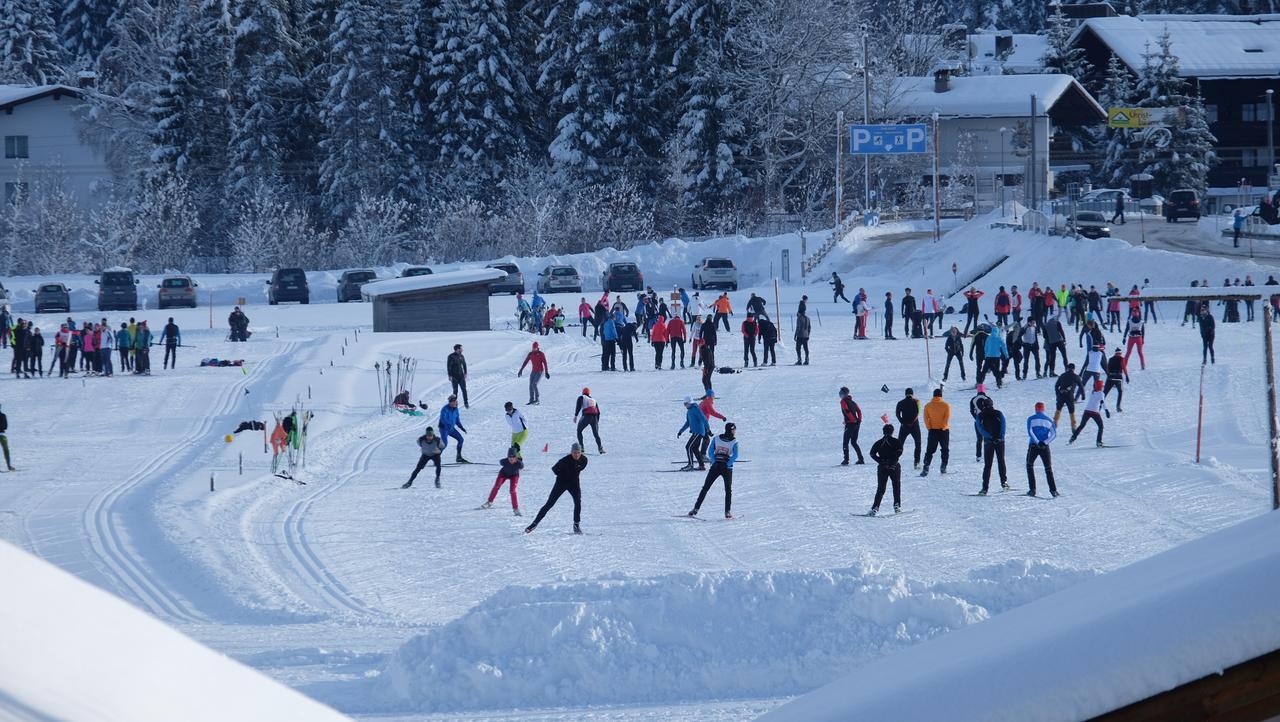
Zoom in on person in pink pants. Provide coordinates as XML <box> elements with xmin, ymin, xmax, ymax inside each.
<box><xmin>481</xmin><ymin>448</ymin><xmax>524</xmax><ymax>515</ymax></box>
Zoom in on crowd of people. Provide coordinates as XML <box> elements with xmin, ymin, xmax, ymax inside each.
<box><xmin>0</xmin><ymin>310</ymin><xmax>186</xmax><ymax>379</ymax></box>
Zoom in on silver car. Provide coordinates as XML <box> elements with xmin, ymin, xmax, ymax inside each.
<box><xmin>691</xmin><ymin>257</ymin><xmax>738</xmax><ymax>291</ymax></box>
<box><xmin>157</xmin><ymin>275</ymin><xmax>199</xmax><ymax>308</ymax></box>
<box><xmin>1068</xmin><ymin>211</ymin><xmax>1111</xmax><ymax>239</ymax></box>
<box><xmin>536</xmin><ymin>265</ymin><xmax>582</xmax><ymax>293</ymax></box>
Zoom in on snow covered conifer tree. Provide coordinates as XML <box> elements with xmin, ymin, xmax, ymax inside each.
<box><xmin>1133</xmin><ymin>30</ymin><xmax>1216</xmax><ymax>194</ymax></box>
<box><xmin>427</xmin><ymin>0</ymin><xmax>531</xmax><ymax>187</ymax></box>
<box><xmin>0</xmin><ymin>0</ymin><xmax>66</xmax><ymax>84</ymax></box>
<box><xmin>1041</xmin><ymin>4</ymin><xmax>1090</xmax><ymax>81</ymax></box>
<box><xmin>1097</xmin><ymin>53</ymin><xmax>1137</xmax><ymax>188</ymax></box>
<box><xmin>58</xmin><ymin>0</ymin><xmax>116</xmax><ymax>63</ymax></box>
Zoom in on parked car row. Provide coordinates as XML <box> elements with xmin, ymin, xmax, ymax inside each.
<box><xmin>25</xmin><ymin>269</ymin><xmax>201</xmax><ymax>314</ymax></box>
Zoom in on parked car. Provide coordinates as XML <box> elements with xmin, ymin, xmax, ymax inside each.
<box><xmin>601</xmin><ymin>262</ymin><xmax>644</xmax><ymax>292</ymax></box>
<box><xmin>1079</xmin><ymin>188</ymin><xmax>1128</xmax><ymax>205</ymax></box>
<box><xmin>691</xmin><ymin>257</ymin><xmax>739</xmax><ymax>291</ymax></box>
<box><xmin>96</xmin><ymin>267</ymin><xmax>139</xmax><ymax>311</ymax></box>
<box><xmin>400</xmin><ymin>266</ymin><xmax>434</xmax><ymax>278</ymax></box>
<box><xmin>267</xmin><ymin>267</ymin><xmax>310</xmax><ymax>304</ymax></box>
<box><xmin>486</xmin><ymin>263</ymin><xmax>524</xmax><ymax>295</ymax></box>
<box><xmin>1165</xmin><ymin>189</ymin><xmax>1201</xmax><ymax>222</ymax></box>
<box><xmin>157</xmin><ymin>275</ymin><xmax>199</xmax><ymax>309</ymax></box>
<box><xmin>1067</xmin><ymin>211</ymin><xmax>1111</xmax><ymax>239</ymax></box>
<box><xmin>35</xmin><ymin>283</ymin><xmax>70</xmax><ymax>314</ymax></box>
<box><xmin>536</xmin><ymin>265</ymin><xmax>582</xmax><ymax>294</ymax></box>
<box><xmin>337</xmin><ymin>269</ymin><xmax>378</xmax><ymax>302</ymax></box>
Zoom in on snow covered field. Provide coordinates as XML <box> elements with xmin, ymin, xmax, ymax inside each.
<box><xmin>1</xmin><ymin>215</ymin><xmax>1275</xmax><ymax>719</ymax></box>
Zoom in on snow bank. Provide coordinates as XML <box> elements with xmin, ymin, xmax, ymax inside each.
<box><xmin>0</xmin><ymin>540</ymin><xmax>351</xmax><ymax>722</ymax></box>
<box><xmin>762</xmin><ymin>512</ymin><xmax>1280</xmax><ymax>722</ymax></box>
<box><xmin>351</xmin><ymin>560</ymin><xmax>1096</xmax><ymax>713</ymax></box>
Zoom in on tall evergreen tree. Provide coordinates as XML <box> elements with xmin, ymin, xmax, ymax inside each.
<box><xmin>58</xmin><ymin>0</ymin><xmax>116</xmax><ymax>63</ymax></box>
<box><xmin>1097</xmin><ymin>53</ymin><xmax>1138</xmax><ymax>187</ymax></box>
<box><xmin>317</xmin><ymin>0</ymin><xmax>416</xmax><ymax>223</ymax></box>
<box><xmin>0</xmin><ymin>0</ymin><xmax>65</xmax><ymax>85</ymax></box>
<box><xmin>225</xmin><ymin>0</ymin><xmax>306</xmax><ymax>198</ymax></box>
<box><xmin>1133</xmin><ymin>31</ymin><xmax>1216</xmax><ymax>193</ymax></box>
<box><xmin>428</xmin><ymin>0</ymin><xmax>532</xmax><ymax>187</ymax></box>
<box><xmin>1041</xmin><ymin>5</ymin><xmax>1090</xmax><ymax>80</ymax></box>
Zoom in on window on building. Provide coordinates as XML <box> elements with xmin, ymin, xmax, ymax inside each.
<box><xmin>1243</xmin><ymin>103</ymin><xmax>1274</xmax><ymax>123</ymax></box>
<box><xmin>3</xmin><ymin>136</ymin><xmax>28</xmax><ymax>159</ymax></box>
<box><xmin>1204</xmin><ymin>104</ymin><xmax>1218</xmax><ymax>125</ymax></box>
<box><xmin>4</xmin><ymin>182</ymin><xmax>27</xmax><ymax>205</ymax></box>
<box><xmin>1242</xmin><ymin>148</ymin><xmax>1259</xmax><ymax>167</ymax></box>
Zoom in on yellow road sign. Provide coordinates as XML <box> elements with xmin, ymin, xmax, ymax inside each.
<box><xmin>1108</xmin><ymin>107</ymin><xmax>1147</xmax><ymax>128</ymax></box>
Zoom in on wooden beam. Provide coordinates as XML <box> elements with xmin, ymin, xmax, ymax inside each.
<box><xmin>1090</xmin><ymin>646</ymin><xmax>1280</xmax><ymax>722</ymax></box>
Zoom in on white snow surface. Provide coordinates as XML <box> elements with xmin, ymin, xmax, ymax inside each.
<box><xmin>0</xmin><ymin>210</ymin><xmax>1275</xmax><ymax>719</ymax></box>
<box><xmin>0</xmin><ymin>540</ymin><xmax>352</xmax><ymax>722</ymax></box>
<box><xmin>763</xmin><ymin>511</ymin><xmax>1280</xmax><ymax>722</ymax></box>
<box><xmin>360</xmin><ymin>268</ymin><xmax>506</xmax><ymax>297</ymax></box>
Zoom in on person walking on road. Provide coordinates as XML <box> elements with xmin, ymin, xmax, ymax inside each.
<box><xmin>518</xmin><ymin>341</ymin><xmax>550</xmax><ymax>404</ymax></box>
<box><xmin>447</xmin><ymin>344</ymin><xmax>469</xmax><ymax>408</ymax></box>
<box><xmin>677</xmin><ymin>396</ymin><xmax>710</xmax><ymax>471</ymax></box>
<box><xmin>975</xmin><ymin>396</ymin><xmax>1009</xmax><ymax>495</ymax></box>
<box><xmin>1110</xmin><ymin>193</ymin><xmax>1126</xmax><ymax>225</ymax></box>
<box><xmin>401</xmin><ymin>426</ymin><xmax>446</xmax><ymax>489</ymax></box>
<box><xmin>919</xmin><ymin>388</ymin><xmax>950</xmax><ymax>476</ymax></box>
<box><xmin>1026</xmin><ymin>402</ymin><xmax>1059</xmax><ymax>497</ymax></box>
<box><xmin>688</xmin><ymin>422</ymin><xmax>739</xmax><ymax>519</ymax></box>
<box><xmin>574</xmin><ymin>388</ymin><xmax>605</xmax><ymax>454</ymax></box>
<box><xmin>867</xmin><ymin>424</ymin><xmax>903</xmax><ymax>516</ymax></box>
<box><xmin>525</xmin><ymin>444</ymin><xmax>589</xmax><ymax>534</ymax></box>
<box><xmin>839</xmin><ymin>386</ymin><xmax>864</xmax><ymax>465</ymax></box>
<box><xmin>480</xmin><ymin>447</ymin><xmax>524</xmax><ymax>515</ymax></box>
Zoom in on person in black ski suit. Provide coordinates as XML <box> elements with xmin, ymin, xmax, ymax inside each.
<box><xmin>942</xmin><ymin>326</ymin><xmax>966</xmax><ymax>381</ymax></box>
<box><xmin>901</xmin><ymin>289</ymin><xmax>917</xmax><ymax>338</ymax></box>
<box><xmin>830</xmin><ymin>272</ymin><xmax>849</xmax><ymax>303</ymax></box>
<box><xmin>867</xmin><ymin>424</ymin><xmax>903</xmax><ymax>516</ymax></box>
<box><xmin>1042</xmin><ymin>315</ymin><xmax>1067</xmax><ymax>376</ymax></box>
<box><xmin>447</xmin><ymin>344</ymin><xmax>469</xmax><ymax>407</ymax></box>
<box><xmin>975</xmin><ymin>397</ymin><xmax>1009</xmax><ymax>494</ymax></box>
<box><xmin>758</xmin><ymin>317</ymin><xmax>778</xmax><ymax>365</ymax></box>
<box><xmin>402</xmin><ymin>427</ymin><xmax>446</xmax><ymax>488</ymax></box>
<box><xmin>1104</xmin><ymin>348</ymin><xmax>1129</xmax><ymax>412</ymax></box>
<box><xmin>1054</xmin><ymin>364</ymin><xmax>1080</xmax><ymax>429</ymax></box>
<box><xmin>895</xmin><ymin>388</ymin><xmax>921</xmax><ymax>469</ymax></box>
<box><xmin>969</xmin><ymin>386</ymin><xmax>991</xmax><ymax>462</ymax></box>
<box><xmin>700</xmin><ymin>316</ymin><xmax>718</xmax><ymax>370</ymax></box>
<box><xmin>1199</xmin><ymin>305</ymin><xmax>1216</xmax><ymax>364</ymax></box>
<box><xmin>793</xmin><ymin>311</ymin><xmax>811</xmax><ymax>365</ymax></box>
<box><xmin>526</xmin><ymin>444</ymin><xmax>589</xmax><ymax>534</ymax></box>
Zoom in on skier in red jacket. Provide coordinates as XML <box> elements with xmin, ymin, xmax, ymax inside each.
<box><xmin>839</xmin><ymin>386</ymin><xmax>865</xmax><ymax>465</ymax></box>
<box><xmin>517</xmin><ymin>342</ymin><xmax>550</xmax><ymax>405</ymax></box>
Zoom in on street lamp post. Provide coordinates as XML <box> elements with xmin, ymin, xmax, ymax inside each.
<box><xmin>861</xmin><ymin>24</ymin><xmax>872</xmax><ymax>210</ymax></box>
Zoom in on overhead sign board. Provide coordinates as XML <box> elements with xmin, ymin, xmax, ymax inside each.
<box><xmin>849</xmin><ymin>124</ymin><xmax>929</xmax><ymax>154</ymax></box>
<box><xmin>1108</xmin><ymin>107</ymin><xmax>1179</xmax><ymax>129</ymax></box>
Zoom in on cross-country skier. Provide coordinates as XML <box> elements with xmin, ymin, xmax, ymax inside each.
<box><xmin>1054</xmin><ymin>364</ymin><xmax>1080</xmax><ymax>429</ymax></box>
<box><xmin>525</xmin><ymin>443</ymin><xmax>589</xmax><ymax>534</ymax></box>
<box><xmin>401</xmin><ymin>426</ymin><xmax>446</xmax><ymax>488</ymax></box>
<box><xmin>741</xmin><ymin>313</ymin><xmax>759</xmax><ymax>367</ymax></box>
<box><xmin>447</xmin><ymin>344</ymin><xmax>470</xmax><ymax>408</ymax></box>
<box><xmin>651</xmin><ymin>315</ymin><xmax>669</xmax><ymax>370</ymax></box>
<box><xmin>975</xmin><ymin>396</ymin><xmax>1009</xmax><ymax>495</ymax></box>
<box><xmin>746</xmin><ymin>292</ymin><xmax>768</xmax><ymax>321</ymax></box>
<box><xmin>161</xmin><ymin>317</ymin><xmax>180</xmax><ymax>370</ymax></box>
<box><xmin>1004</xmin><ymin>320</ymin><xmax>1024</xmax><ymax>381</ymax></box>
<box><xmin>668</xmin><ymin>315</ymin><xmax>687</xmax><ymax>368</ymax></box>
<box><xmin>133</xmin><ymin>321</ymin><xmax>152</xmax><ymax>375</ymax></box>
<box><xmin>919</xmin><ymin>388</ymin><xmax>950</xmax><ymax>476</ymax></box>
<box><xmin>677</xmin><ymin>396</ymin><xmax>710</xmax><ymax>471</ymax></box>
<box><xmin>1026</xmin><ymin>402</ymin><xmax>1059</xmax><ymax>497</ymax></box>
<box><xmin>1199</xmin><ymin>306</ymin><xmax>1216</xmax><ymax>364</ymax></box>
<box><xmin>0</xmin><ymin>403</ymin><xmax>15</xmax><ymax>471</ymax></box>
<box><xmin>895</xmin><ymin>388</ymin><xmax>922</xmax><ymax>468</ymax></box>
<box><xmin>619</xmin><ymin>315</ymin><xmax>638</xmax><ymax>371</ymax></box>
<box><xmin>977</xmin><ymin>324</ymin><xmax>1008</xmax><ymax>388</ymax></box>
<box><xmin>902</xmin><ymin>288</ymin><xmax>917</xmax><ymax>338</ymax></box>
<box><xmin>1042</xmin><ymin>314</ymin><xmax>1068</xmax><ymax>376</ymax></box>
<box><xmin>504</xmin><ymin>402</ymin><xmax>529</xmax><ymax>457</ymax></box>
<box><xmin>942</xmin><ymin>326</ymin><xmax>966</xmax><ymax>381</ymax></box>
<box><xmin>688</xmin><ymin>422</ymin><xmax>738</xmax><ymax>519</ymax></box>
<box><xmin>439</xmin><ymin>395</ymin><xmax>469</xmax><ymax>463</ymax></box>
<box><xmin>574</xmin><ymin>388</ymin><xmax>604</xmax><ymax>454</ymax></box>
<box><xmin>839</xmin><ymin>386</ymin><xmax>865</xmax><ymax>465</ymax></box>
<box><xmin>518</xmin><ymin>341</ymin><xmax>550</xmax><ymax>404</ymax></box>
<box><xmin>794</xmin><ymin>310</ymin><xmax>811</xmax><ymax>365</ymax></box>
<box><xmin>480</xmin><ymin>447</ymin><xmax>524</xmax><ymax>515</ymax></box>
<box><xmin>758</xmin><ymin>317</ymin><xmax>778</xmax><ymax>365</ymax></box>
<box><xmin>1080</xmin><ymin>344</ymin><xmax>1105</xmax><ymax>400</ymax></box>
<box><xmin>969</xmin><ymin>324</ymin><xmax>988</xmax><ymax>375</ymax></box>
<box><xmin>867</xmin><ymin>424</ymin><xmax>903</xmax><ymax>516</ymax></box>
<box><xmin>1069</xmin><ymin>379</ymin><xmax>1108</xmax><ymax>447</ymax></box>
<box><xmin>601</xmin><ymin>314</ymin><xmax>618</xmax><ymax>371</ymax></box>
<box><xmin>1019</xmin><ymin>319</ymin><xmax>1042</xmax><ymax>379</ymax></box>
<box><xmin>883</xmin><ymin>292</ymin><xmax>896</xmax><ymax>340</ymax></box>
<box><xmin>1104</xmin><ymin>347</ymin><xmax>1129</xmax><ymax>412</ymax></box>
<box><xmin>969</xmin><ymin>384</ymin><xmax>991</xmax><ymax>462</ymax></box>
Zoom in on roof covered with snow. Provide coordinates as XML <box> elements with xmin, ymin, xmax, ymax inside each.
<box><xmin>968</xmin><ymin>33</ymin><xmax>1050</xmax><ymax>75</ymax></box>
<box><xmin>762</xmin><ymin>511</ymin><xmax>1280</xmax><ymax>722</ymax></box>
<box><xmin>890</xmin><ymin>74</ymin><xmax>1105</xmax><ymax>122</ymax></box>
<box><xmin>360</xmin><ymin>267</ymin><xmax>504</xmax><ymax>298</ymax></box>
<box><xmin>0</xmin><ymin>84</ymin><xmax>82</xmax><ymax>112</ymax></box>
<box><xmin>1072</xmin><ymin>14</ymin><xmax>1280</xmax><ymax>78</ymax></box>
<box><xmin>0</xmin><ymin>540</ymin><xmax>352</xmax><ymax>722</ymax></box>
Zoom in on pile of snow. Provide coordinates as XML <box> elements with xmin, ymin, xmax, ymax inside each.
<box><xmin>352</xmin><ymin>561</ymin><xmax>1096</xmax><ymax>714</ymax></box>
<box><xmin>0</xmin><ymin>540</ymin><xmax>351</xmax><ymax>722</ymax></box>
<box><xmin>763</xmin><ymin>511</ymin><xmax>1280</xmax><ymax>722</ymax></box>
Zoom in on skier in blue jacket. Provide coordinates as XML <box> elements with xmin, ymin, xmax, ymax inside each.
<box><xmin>978</xmin><ymin>325</ymin><xmax>1010</xmax><ymax>388</ymax></box>
<box><xmin>438</xmin><ymin>395</ymin><xmax>468</xmax><ymax>463</ymax></box>
<box><xmin>1025</xmin><ymin>402</ymin><xmax>1059</xmax><ymax>497</ymax></box>
<box><xmin>601</xmin><ymin>316</ymin><xmax>619</xmax><ymax>371</ymax></box>
<box><xmin>531</xmin><ymin>293</ymin><xmax>546</xmax><ymax>333</ymax></box>
<box><xmin>677</xmin><ymin>396</ymin><xmax>710</xmax><ymax>470</ymax></box>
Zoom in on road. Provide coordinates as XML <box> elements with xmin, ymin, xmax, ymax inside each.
<box><xmin>1107</xmin><ymin>213</ymin><xmax>1280</xmax><ymax>268</ymax></box>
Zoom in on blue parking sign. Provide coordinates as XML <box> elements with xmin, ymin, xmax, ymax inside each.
<box><xmin>848</xmin><ymin>124</ymin><xmax>929</xmax><ymax>154</ymax></box>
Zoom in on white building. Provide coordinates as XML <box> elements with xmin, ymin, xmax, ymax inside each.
<box><xmin>886</xmin><ymin>72</ymin><xmax>1106</xmax><ymax>208</ymax></box>
<box><xmin>0</xmin><ymin>84</ymin><xmax>111</xmax><ymax>209</ymax></box>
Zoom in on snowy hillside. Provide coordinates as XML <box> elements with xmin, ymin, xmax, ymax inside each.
<box><xmin>0</xmin><ymin>213</ymin><xmax>1274</xmax><ymax>720</ymax></box>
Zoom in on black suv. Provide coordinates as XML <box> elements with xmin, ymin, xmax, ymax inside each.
<box><xmin>35</xmin><ymin>283</ymin><xmax>71</xmax><ymax>314</ymax></box>
<box><xmin>96</xmin><ymin>268</ymin><xmax>139</xmax><ymax>311</ymax></box>
<box><xmin>1165</xmin><ymin>189</ymin><xmax>1201</xmax><ymax>222</ymax></box>
<box><xmin>337</xmin><ymin>269</ymin><xmax>377</xmax><ymax>302</ymax></box>
<box><xmin>267</xmin><ymin>268</ymin><xmax>310</xmax><ymax>304</ymax></box>
<box><xmin>601</xmin><ymin>262</ymin><xmax>644</xmax><ymax>292</ymax></box>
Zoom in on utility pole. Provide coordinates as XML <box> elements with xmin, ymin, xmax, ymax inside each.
<box><xmin>932</xmin><ymin>112</ymin><xmax>941</xmax><ymax>243</ymax></box>
<box><xmin>1267</xmin><ymin>89</ymin><xmax>1275</xmax><ymax>183</ymax></box>
<box><xmin>999</xmin><ymin>126</ymin><xmax>1007</xmax><ymax>217</ymax></box>
<box><xmin>836</xmin><ymin>110</ymin><xmax>844</xmax><ymax>227</ymax></box>
<box><xmin>1029</xmin><ymin>94</ymin><xmax>1037</xmax><ymax>212</ymax></box>
<box><xmin>862</xmin><ymin>24</ymin><xmax>872</xmax><ymax>210</ymax></box>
